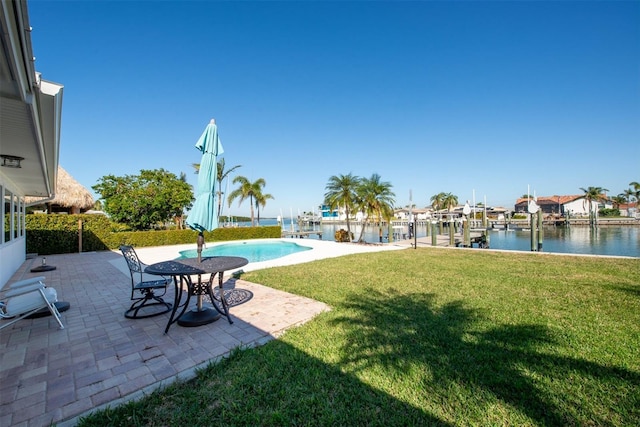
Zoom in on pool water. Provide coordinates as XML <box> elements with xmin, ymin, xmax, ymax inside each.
<box><xmin>178</xmin><ymin>240</ymin><xmax>312</xmax><ymax>263</ymax></box>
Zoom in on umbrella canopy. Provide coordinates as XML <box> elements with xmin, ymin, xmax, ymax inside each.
<box><xmin>186</xmin><ymin>119</ymin><xmax>224</xmax><ymax>232</ymax></box>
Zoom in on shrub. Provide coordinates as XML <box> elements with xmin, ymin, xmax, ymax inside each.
<box><xmin>599</xmin><ymin>208</ymin><xmax>621</xmax><ymax>217</ymax></box>
<box><xmin>334</xmin><ymin>229</ymin><xmax>354</xmax><ymax>242</ymax></box>
<box><xmin>26</xmin><ymin>214</ymin><xmax>281</xmax><ymax>255</ymax></box>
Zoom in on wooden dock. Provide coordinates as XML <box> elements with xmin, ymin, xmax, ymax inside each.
<box><xmin>395</xmin><ymin>231</ymin><xmax>488</xmax><ymax>249</ymax></box>
<box><xmin>282</xmin><ymin>230</ymin><xmax>323</xmax><ymax>239</ymax></box>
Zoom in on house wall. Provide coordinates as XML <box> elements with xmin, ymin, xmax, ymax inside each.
<box><xmin>0</xmin><ymin>239</ymin><xmax>26</xmax><ymax>289</ymax></box>
<box><xmin>563</xmin><ymin>199</ymin><xmax>598</xmax><ymax>215</ymax></box>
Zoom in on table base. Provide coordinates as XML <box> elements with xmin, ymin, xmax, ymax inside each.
<box><xmin>177</xmin><ymin>307</ymin><xmax>221</xmax><ymax>327</ymax></box>
<box><xmin>30</xmin><ymin>265</ymin><xmax>56</xmax><ymax>273</ymax></box>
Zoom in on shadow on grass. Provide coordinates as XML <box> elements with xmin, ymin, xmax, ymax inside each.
<box><xmin>614</xmin><ymin>284</ymin><xmax>640</xmax><ymax>297</ymax></box>
<box><xmin>78</xmin><ymin>341</ymin><xmax>452</xmax><ymax>427</ymax></box>
<box><xmin>331</xmin><ymin>290</ymin><xmax>640</xmax><ymax>425</ymax></box>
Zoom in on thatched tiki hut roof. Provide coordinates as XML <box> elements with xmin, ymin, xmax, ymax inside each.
<box><xmin>26</xmin><ymin>166</ymin><xmax>94</xmax><ymax>214</ymax></box>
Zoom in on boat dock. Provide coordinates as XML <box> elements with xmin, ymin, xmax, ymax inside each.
<box><xmin>395</xmin><ymin>231</ymin><xmax>488</xmax><ymax>249</ymax></box>
<box><xmin>282</xmin><ymin>230</ymin><xmax>323</xmax><ymax>239</ymax></box>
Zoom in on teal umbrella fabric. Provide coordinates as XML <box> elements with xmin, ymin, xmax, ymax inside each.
<box><xmin>186</xmin><ymin>119</ymin><xmax>224</xmax><ymax>232</ymax></box>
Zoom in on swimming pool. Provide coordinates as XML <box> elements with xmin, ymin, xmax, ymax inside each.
<box><xmin>178</xmin><ymin>240</ymin><xmax>312</xmax><ymax>263</ymax></box>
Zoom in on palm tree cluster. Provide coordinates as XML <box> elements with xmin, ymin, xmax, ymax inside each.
<box><xmin>193</xmin><ymin>159</ymin><xmax>275</xmax><ymax>227</ymax></box>
<box><xmin>227</xmin><ymin>176</ymin><xmax>273</xmax><ymax>226</ymax></box>
<box><xmin>582</xmin><ymin>181</ymin><xmax>639</xmax><ymax>219</ymax></box>
<box><xmin>324</xmin><ymin>173</ymin><xmax>395</xmax><ymax>243</ymax></box>
<box><xmin>619</xmin><ymin>181</ymin><xmax>640</xmax><ymax>208</ymax></box>
<box><xmin>430</xmin><ymin>192</ymin><xmax>459</xmax><ymax>212</ymax></box>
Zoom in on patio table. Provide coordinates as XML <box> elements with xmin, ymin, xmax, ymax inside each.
<box><xmin>145</xmin><ymin>256</ymin><xmax>248</xmax><ymax>333</ymax></box>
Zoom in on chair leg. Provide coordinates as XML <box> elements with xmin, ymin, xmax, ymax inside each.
<box><xmin>0</xmin><ymin>310</ymin><xmax>37</xmax><ymax>330</ymax></box>
<box><xmin>40</xmin><ymin>288</ymin><xmax>64</xmax><ymax>329</ymax></box>
<box><xmin>125</xmin><ymin>292</ymin><xmax>172</xmax><ymax>319</ymax></box>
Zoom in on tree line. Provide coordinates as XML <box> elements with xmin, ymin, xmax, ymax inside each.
<box><xmin>93</xmin><ymin>162</ymin><xmax>639</xmax><ymax>233</ymax></box>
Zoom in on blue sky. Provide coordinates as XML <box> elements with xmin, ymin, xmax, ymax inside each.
<box><xmin>28</xmin><ymin>1</ymin><xmax>639</xmax><ymax>217</ymax></box>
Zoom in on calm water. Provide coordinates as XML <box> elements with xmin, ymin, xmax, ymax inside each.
<box><xmin>250</xmin><ymin>219</ymin><xmax>640</xmax><ymax>258</ymax></box>
<box><xmin>178</xmin><ymin>240</ymin><xmax>311</xmax><ymax>263</ymax></box>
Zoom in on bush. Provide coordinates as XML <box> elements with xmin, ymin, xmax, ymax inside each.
<box><xmin>334</xmin><ymin>228</ymin><xmax>354</xmax><ymax>242</ymax></box>
<box><xmin>26</xmin><ymin>214</ymin><xmax>282</xmax><ymax>255</ymax></box>
<box><xmin>599</xmin><ymin>208</ymin><xmax>621</xmax><ymax>217</ymax></box>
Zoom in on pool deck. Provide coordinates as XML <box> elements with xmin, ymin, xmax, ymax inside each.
<box><xmin>0</xmin><ymin>239</ymin><xmax>404</xmax><ymax>427</ymax></box>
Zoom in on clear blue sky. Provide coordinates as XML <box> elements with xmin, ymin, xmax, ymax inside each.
<box><xmin>28</xmin><ymin>1</ymin><xmax>639</xmax><ymax>217</ymax></box>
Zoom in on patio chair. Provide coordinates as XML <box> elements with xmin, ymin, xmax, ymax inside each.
<box><xmin>119</xmin><ymin>245</ymin><xmax>172</xmax><ymax>319</ymax></box>
<box><xmin>0</xmin><ymin>276</ymin><xmax>64</xmax><ymax>330</ymax></box>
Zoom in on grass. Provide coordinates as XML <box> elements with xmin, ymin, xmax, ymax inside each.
<box><xmin>78</xmin><ymin>248</ymin><xmax>640</xmax><ymax>426</ymax></box>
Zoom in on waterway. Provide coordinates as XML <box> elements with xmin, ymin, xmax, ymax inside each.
<box><xmin>239</xmin><ymin>219</ymin><xmax>640</xmax><ymax>258</ymax></box>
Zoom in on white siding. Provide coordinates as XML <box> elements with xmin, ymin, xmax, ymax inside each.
<box><xmin>563</xmin><ymin>199</ymin><xmax>599</xmax><ymax>216</ymax></box>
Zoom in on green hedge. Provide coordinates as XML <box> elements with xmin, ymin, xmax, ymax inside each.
<box><xmin>26</xmin><ymin>214</ymin><xmax>281</xmax><ymax>255</ymax></box>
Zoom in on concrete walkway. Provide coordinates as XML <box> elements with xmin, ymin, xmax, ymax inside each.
<box><xmin>0</xmin><ymin>239</ymin><xmax>405</xmax><ymax>427</ymax></box>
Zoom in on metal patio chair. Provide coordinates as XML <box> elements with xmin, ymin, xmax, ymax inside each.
<box><xmin>119</xmin><ymin>245</ymin><xmax>172</xmax><ymax>319</ymax></box>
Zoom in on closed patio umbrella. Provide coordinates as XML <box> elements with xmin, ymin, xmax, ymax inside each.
<box><xmin>183</xmin><ymin>119</ymin><xmax>224</xmax><ymax>326</ymax></box>
<box><xmin>187</xmin><ymin>119</ymin><xmax>224</xmax><ymax>260</ymax></box>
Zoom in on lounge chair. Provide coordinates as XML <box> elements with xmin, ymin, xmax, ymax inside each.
<box><xmin>0</xmin><ymin>276</ymin><xmax>64</xmax><ymax>330</ymax></box>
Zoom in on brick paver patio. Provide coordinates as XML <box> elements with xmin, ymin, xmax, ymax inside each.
<box><xmin>0</xmin><ymin>249</ymin><xmax>329</xmax><ymax>426</ymax></box>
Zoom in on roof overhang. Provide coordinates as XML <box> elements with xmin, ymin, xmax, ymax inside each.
<box><xmin>0</xmin><ymin>0</ymin><xmax>63</xmax><ymax>197</ymax></box>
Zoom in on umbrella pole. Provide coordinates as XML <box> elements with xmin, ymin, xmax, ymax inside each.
<box><xmin>197</xmin><ymin>231</ymin><xmax>204</xmax><ymax>263</ymax></box>
<box><xmin>196</xmin><ymin>231</ymin><xmax>205</xmax><ymax>311</ymax></box>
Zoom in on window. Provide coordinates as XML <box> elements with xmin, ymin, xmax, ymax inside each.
<box><xmin>0</xmin><ymin>185</ymin><xmax>3</xmax><ymax>244</ymax></box>
<box><xmin>13</xmin><ymin>192</ymin><xmax>19</xmax><ymax>239</ymax></box>
<box><xmin>1</xmin><ymin>188</ymin><xmax>23</xmax><ymax>243</ymax></box>
<box><xmin>20</xmin><ymin>197</ymin><xmax>25</xmax><ymax>237</ymax></box>
<box><xmin>3</xmin><ymin>188</ymin><xmax>12</xmax><ymax>242</ymax></box>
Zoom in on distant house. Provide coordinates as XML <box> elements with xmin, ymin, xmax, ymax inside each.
<box><xmin>618</xmin><ymin>202</ymin><xmax>638</xmax><ymax>218</ymax></box>
<box><xmin>319</xmin><ymin>205</ymin><xmax>339</xmax><ymax>220</ymax></box>
<box><xmin>394</xmin><ymin>208</ymin><xmax>430</xmax><ymax>220</ymax></box>
<box><xmin>514</xmin><ymin>195</ymin><xmax>599</xmax><ymax>216</ymax></box>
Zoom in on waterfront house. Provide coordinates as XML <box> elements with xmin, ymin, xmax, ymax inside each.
<box><xmin>0</xmin><ymin>0</ymin><xmax>64</xmax><ymax>287</ymax></box>
<box><xmin>514</xmin><ymin>195</ymin><xmax>599</xmax><ymax>216</ymax></box>
<box><xmin>394</xmin><ymin>208</ymin><xmax>430</xmax><ymax>220</ymax></box>
<box><xmin>618</xmin><ymin>202</ymin><xmax>638</xmax><ymax>218</ymax></box>
<box><xmin>319</xmin><ymin>204</ymin><xmax>339</xmax><ymax>221</ymax></box>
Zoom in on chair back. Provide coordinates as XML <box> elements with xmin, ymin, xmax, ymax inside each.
<box><xmin>119</xmin><ymin>245</ymin><xmax>143</xmax><ymax>280</ymax></box>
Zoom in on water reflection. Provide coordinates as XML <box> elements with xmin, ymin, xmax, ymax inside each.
<box><xmin>315</xmin><ymin>223</ymin><xmax>640</xmax><ymax>258</ymax></box>
<box><xmin>245</xmin><ymin>219</ymin><xmax>638</xmax><ymax>258</ymax></box>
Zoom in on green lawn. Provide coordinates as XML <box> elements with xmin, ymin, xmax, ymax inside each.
<box><xmin>79</xmin><ymin>248</ymin><xmax>640</xmax><ymax>426</ymax></box>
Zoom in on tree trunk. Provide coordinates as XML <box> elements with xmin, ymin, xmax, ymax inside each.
<box><xmin>345</xmin><ymin>206</ymin><xmax>352</xmax><ymax>242</ymax></box>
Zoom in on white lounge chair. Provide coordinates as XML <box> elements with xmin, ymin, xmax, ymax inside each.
<box><xmin>0</xmin><ymin>276</ymin><xmax>64</xmax><ymax>330</ymax></box>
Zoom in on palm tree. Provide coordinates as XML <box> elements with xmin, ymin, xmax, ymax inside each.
<box><xmin>579</xmin><ymin>186</ymin><xmax>609</xmax><ymax>226</ymax></box>
<box><xmin>630</xmin><ymin>181</ymin><xmax>640</xmax><ymax>201</ymax></box>
<box><xmin>227</xmin><ymin>176</ymin><xmax>268</xmax><ymax>226</ymax></box>
<box><xmin>430</xmin><ymin>192</ymin><xmax>446</xmax><ymax>211</ymax></box>
<box><xmin>192</xmin><ymin>159</ymin><xmax>242</xmax><ymax>223</ymax></box>
<box><xmin>215</xmin><ymin>159</ymin><xmax>242</xmax><ymax>222</ymax></box>
<box><xmin>354</xmin><ymin>173</ymin><xmax>395</xmax><ymax>243</ymax></box>
<box><xmin>324</xmin><ymin>173</ymin><xmax>360</xmax><ymax>242</ymax></box>
<box><xmin>442</xmin><ymin>193</ymin><xmax>459</xmax><ymax>212</ymax></box>
<box><xmin>254</xmin><ymin>190</ymin><xmax>274</xmax><ymax>226</ymax></box>
<box><xmin>621</xmin><ymin>188</ymin><xmax>635</xmax><ymax>215</ymax></box>
<box><xmin>612</xmin><ymin>195</ymin><xmax>626</xmax><ymax>209</ymax></box>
